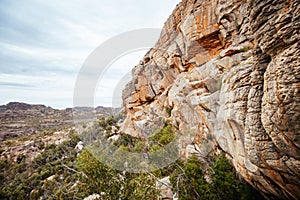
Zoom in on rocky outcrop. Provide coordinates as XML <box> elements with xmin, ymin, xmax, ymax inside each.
<box><xmin>121</xmin><ymin>0</ymin><xmax>300</xmax><ymax>199</ymax></box>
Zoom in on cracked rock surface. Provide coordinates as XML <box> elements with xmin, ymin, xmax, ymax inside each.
<box><xmin>121</xmin><ymin>0</ymin><xmax>300</xmax><ymax>198</ymax></box>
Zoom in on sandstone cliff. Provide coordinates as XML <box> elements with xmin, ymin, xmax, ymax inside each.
<box><xmin>121</xmin><ymin>0</ymin><xmax>300</xmax><ymax>199</ymax></box>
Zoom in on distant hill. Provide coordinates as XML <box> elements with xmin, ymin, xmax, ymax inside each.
<box><xmin>0</xmin><ymin>102</ymin><xmax>120</xmax><ymax>140</ymax></box>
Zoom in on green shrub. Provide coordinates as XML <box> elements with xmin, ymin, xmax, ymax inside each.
<box><xmin>0</xmin><ymin>135</ymin><xmax>80</xmax><ymax>200</ymax></box>
<box><xmin>113</xmin><ymin>133</ymin><xmax>135</xmax><ymax>148</ymax></box>
<box><xmin>170</xmin><ymin>154</ymin><xmax>259</xmax><ymax>200</ymax></box>
<box><xmin>0</xmin><ymin>114</ymin><xmax>262</xmax><ymax>200</ymax></box>
<box><xmin>76</xmin><ymin>149</ymin><xmax>158</xmax><ymax>199</ymax></box>
<box><xmin>0</xmin><ymin>148</ymin><xmax>4</xmax><ymax>154</ymax></box>
<box><xmin>106</xmin><ymin>116</ymin><xmax>114</xmax><ymax>126</ymax></box>
<box><xmin>165</xmin><ymin>106</ymin><xmax>172</xmax><ymax>117</ymax></box>
<box><xmin>240</xmin><ymin>46</ymin><xmax>250</xmax><ymax>52</ymax></box>
<box><xmin>148</xmin><ymin>125</ymin><xmax>176</xmax><ymax>149</ymax></box>
<box><xmin>133</xmin><ymin>140</ymin><xmax>146</xmax><ymax>152</ymax></box>
<box><xmin>170</xmin><ymin>156</ymin><xmax>210</xmax><ymax>200</ymax></box>
<box><xmin>0</xmin><ymin>159</ymin><xmax>8</xmax><ymax>169</ymax></box>
<box><xmin>0</xmin><ymin>186</ymin><xmax>11</xmax><ymax>199</ymax></box>
<box><xmin>210</xmin><ymin>155</ymin><xmax>255</xmax><ymax>200</ymax></box>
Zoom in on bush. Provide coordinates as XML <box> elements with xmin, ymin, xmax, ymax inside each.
<box><xmin>170</xmin><ymin>156</ymin><xmax>211</xmax><ymax>200</ymax></box>
<box><xmin>148</xmin><ymin>125</ymin><xmax>176</xmax><ymax>147</ymax></box>
<box><xmin>170</xmin><ymin>154</ymin><xmax>260</xmax><ymax>200</ymax></box>
<box><xmin>211</xmin><ymin>155</ymin><xmax>255</xmax><ymax>200</ymax></box>
<box><xmin>0</xmin><ymin>135</ymin><xmax>80</xmax><ymax>200</ymax></box>
<box><xmin>165</xmin><ymin>106</ymin><xmax>172</xmax><ymax>117</ymax></box>
<box><xmin>76</xmin><ymin>149</ymin><xmax>158</xmax><ymax>199</ymax></box>
<box><xmin>1</xmin><ymin>114</ymin><xmax>262</xmax><ymax>200</ymax></box>
<box><xmin>0</xmin><ymin>148</ymin><xmax>4</xmax><ymax>154</ymax></box>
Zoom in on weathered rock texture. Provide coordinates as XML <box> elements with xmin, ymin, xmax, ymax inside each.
<box><xmin>121</xmin><ymin>0</ymin><xmax>300</xmax><ymax>199</ymax></box>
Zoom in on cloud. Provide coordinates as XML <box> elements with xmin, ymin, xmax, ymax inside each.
<box><xmin>0</xmin><ymin>0</ymin><xmax>180</xmax><ymax>108</ymax></box>
<box><xmin>0</xmin><ymin>41</ymin><xmax>85</xmax><ymax>74</ymax></box>
<box><xmin>0</xmin><ymin>82</ymin><xmax>33</xmax><ymax>88</ymax></box>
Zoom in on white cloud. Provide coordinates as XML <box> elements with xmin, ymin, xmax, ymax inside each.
<box><xmin>0</xmin><ymin>0</ymin><xmax>181</xmax><ymax>108</ymax></box>
<box><xmin>0</xmin><ymin>73</ymin><xmax>75</xmax><ymax>108</ymax></box>
<box><xmin>93</xmin><ymin>49</ymin><xmax>149</xmax><ymax>107</ymax></box>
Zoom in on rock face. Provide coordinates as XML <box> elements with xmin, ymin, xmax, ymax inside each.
<box><xmin>121</xmin><ymin>0</ymin><xmax>300</xmax><ymax>199</ymax></box>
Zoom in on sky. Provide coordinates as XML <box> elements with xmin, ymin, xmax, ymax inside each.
<box><xmin>0</xmin><ymin>0</ymin><xmax>180</xmax><ymax>109</ymax></box>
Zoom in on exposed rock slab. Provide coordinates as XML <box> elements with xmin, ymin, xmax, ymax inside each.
<box><xmin>121</xmin><ymin>0</ymin><xmax>300</xmax><ymax>199</ymax></box>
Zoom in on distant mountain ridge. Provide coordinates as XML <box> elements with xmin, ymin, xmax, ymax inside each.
<box><xmin>0</xmin><ymin>102</ymin><xmax>120</xmax><ymax>140</ymax></box>
<box><xmin>0</xmin><ymin>102</ymin><xmax>49</xmax><ymax>111</ymax></box>
<box><xmin>0</xmin><ymin>102</ymin><xmax>120</xmax><ymax>111</ymax></box>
